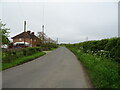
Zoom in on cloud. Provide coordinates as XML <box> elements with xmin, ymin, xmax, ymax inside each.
<box><xmin>2</xmin><ymin>2</ymin><xmax>118</xmax><ymax>43</ymax></box>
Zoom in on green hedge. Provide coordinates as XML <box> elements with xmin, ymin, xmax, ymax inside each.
<box><xmin>2</xmin><ymin>47</ymin><xmax>42</xmax><ymax>63</ymax></box>
<box><xmin>2</xmin><ymin>52</ymin><xmax>45</xmax><ymax>70</ymax></box>
<box><xmin>66</xmin><ymin>37</ymin><xmax>120</xmax><ymax>88</ymax></box>
<box><xmin>66</xmin><ymin>37</ymin><xmax>120</xmax><ymax>62</ymax></box>
<box><xmin>41</xmin><ymin>43</ymin><xmax>58</xmax><ymax>51</ymax></box>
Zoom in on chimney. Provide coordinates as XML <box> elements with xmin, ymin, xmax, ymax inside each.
<box><xmin>31</xmin><ymin>32</ymin><xmax>34</xmax><ymax>35</ymax></box>
<box><xmin>27</xmin><ymin>31</ymin><xmax>31</xmax><ymax>34</ymax></box>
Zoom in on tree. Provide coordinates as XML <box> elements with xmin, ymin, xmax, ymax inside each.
<box><xmin>0</xmin><ymin>20</ymin><xmax>10</xmax><ymax>44</ymax></box>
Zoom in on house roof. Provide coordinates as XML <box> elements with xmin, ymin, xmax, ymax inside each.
<box><xmin>12</xmin><ymin>31</ymin><xmax>39</xmax><ymax>39</ymax></box>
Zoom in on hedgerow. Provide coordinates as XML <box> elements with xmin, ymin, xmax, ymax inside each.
<box><xmin>66</xmin><ymin>37</ymin><xmax>120</xmax><ymax>88</ymax></box>
<box><xmin>40</xmin><ymin>43</ymin><xmax>58</xmax><ymax>51</ymax></box>
<box><xmin>66</xmin><ymin>37</ymin><xmax>120</xmax><ymax>62</ymax></box>
<box><xmin>2</xmin><ymin>47</ymin><xmax>42</xmax><ymax>63</ymax></box>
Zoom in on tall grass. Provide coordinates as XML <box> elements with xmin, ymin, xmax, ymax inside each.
<box><xmin>68</xmin><ymin>47</ymin><xmax>119</xmax><ymax>88</ymax></box>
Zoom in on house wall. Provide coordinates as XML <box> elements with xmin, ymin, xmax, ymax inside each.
<box><xmin>13</xmin><ymin>38</ymin><xmax>31</xmax><ymax>44</ymax></box>
<box><xmin>13</xmin><ymin>38</ymin><xmax>39</xmax><ymax>47</ymax></box>
<box><xmin>31</xmin><ymin>38</ymin><xmax>37</xmax><ymax>47</ymax></box>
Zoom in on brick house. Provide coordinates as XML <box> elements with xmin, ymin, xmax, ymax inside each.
<box><xmin>12</xmin><ymin>31</ymin><xmax>41</xmax><ymax>47</ymax></box>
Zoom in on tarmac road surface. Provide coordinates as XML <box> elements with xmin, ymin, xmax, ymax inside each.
<box><xmin>2</xmin><ymin>47</ymin><xmax>92</xmax><ymax>88</ymax></box>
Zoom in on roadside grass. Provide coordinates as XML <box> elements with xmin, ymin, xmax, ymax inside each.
<box><xmin>50</xmin><ymin>48</ymin><xmax>57</xmax><ymax>50</ymax></box>
<box><xmin>2</xmin><ymin>52</ymin><xmax>45</xmax><ymax>70</ymax></box>
<box><xmin>68</xmin><ymin>47</ymin><xmax>119</xmax><ymax>88</ymax></box>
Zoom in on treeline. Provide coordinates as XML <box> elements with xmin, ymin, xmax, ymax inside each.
<box><xmin>66</xmin><ymin>37</ymin><xmax>120</xmax><ymax>63</ymax></box>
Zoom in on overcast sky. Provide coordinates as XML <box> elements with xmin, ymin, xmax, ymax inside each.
<box><xmin>1</xmin><ymin>0</ymin><xmax>118</xmax><ymax>43</ymax></box>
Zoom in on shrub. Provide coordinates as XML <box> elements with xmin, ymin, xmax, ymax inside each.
<box><xmin>41</xmin><ymin>43</ymin><xmax>58</xmax><ymax>51</ymax></box>
<box><xmin>2</xmin><ymin>47</ymin><xmax>42</xmax><ymax>63</ymax></box>
<box><xmin>66</xmin><ymin>37</ymin><xmax>120</xmax><ymax>63</ymax></box>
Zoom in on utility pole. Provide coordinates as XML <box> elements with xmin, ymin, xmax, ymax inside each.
<box><xmin>86</xmin><ymin>37</ymin><xmax>88</xmax><ymax>41</ymax></box>
<box><xmin>24</xmin><ymin>21</ymin><xmax>26</xmax><ymax>48</ymax></box>
<box><xmin>57</xmin><ymin>37</ymin><xmax>58</xmax><ymax>44</ymax></box>
<box><xmin>49</xmin><ymin>38</ymin><xmax>50</xmax><ymax>43</ymax></box>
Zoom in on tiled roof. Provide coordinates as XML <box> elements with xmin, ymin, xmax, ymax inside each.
<box><xmin>12</xmin><ymin>31</ymin><xmax>39</xmax><ymax>39</ymax></box>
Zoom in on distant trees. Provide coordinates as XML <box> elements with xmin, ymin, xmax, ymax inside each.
<box><xmin>0</xmin><ymin>20</ymin><xmax>10</xmax><ymax>44</ymax></box>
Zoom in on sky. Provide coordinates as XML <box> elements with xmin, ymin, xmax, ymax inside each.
<box><xmin>1</xmin><ymin>0</ymin><xmax>119</xmax><ymax>43</ymax></box>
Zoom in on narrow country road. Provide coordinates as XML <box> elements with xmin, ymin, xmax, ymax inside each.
<box><xmin>2</xmin><ymin>47</ymin><xmax>92</xmax><ymax>88</ymax></box>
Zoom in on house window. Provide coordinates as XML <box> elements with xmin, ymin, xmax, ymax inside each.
<box><xmin>34</xmin><ymin>40</ymin><xmax>36</xmax><ymax>42</ymax></box>
<box><xmin>19</xmin><ymin>38</ymin><xmax>22</xmax><ymax>41</ymax></box>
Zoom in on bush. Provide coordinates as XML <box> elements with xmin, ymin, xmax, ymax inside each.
<box><xmin>2</xmin><ymin>47</ymin><xmax>42</xmax><ymax>63</ymax></box>
<box><xmin>41</xmin><ymin>43</ymin><xmax>58</xmax><ymax>51</ymax></box>
<box><xmin>66</xmin><ymin>37</ymin><xmax>120</xmax><ymax>63</ymax></box>
<box><xmin>2</xmin><ymin>52</ymin><xmax>45</xmax><ymax>70</ymax></box>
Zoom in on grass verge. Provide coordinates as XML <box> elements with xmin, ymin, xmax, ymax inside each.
<box><xmin>2</xmin><ymin>52</ymin><xmax>45</xmax><ymax>70</ymax></box>
<box><xmin>68</xmin><ymin>47</ymin><xmax>119</xmax><ymax>88</ymax></box>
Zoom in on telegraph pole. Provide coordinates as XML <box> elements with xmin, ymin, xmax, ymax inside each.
<box><xmin>49</xmin><ymin>38</ymin><xmax>50</xmax><ymax>43</ymax></box>
<box><xmin>86</xmin><ymin>37</ymin><xmax>88</xmax><ymax>41</ymax></box>
<box><xmin>24</xmin><ymin>21</ymin><xmax>26</xmax><ymax>48</ymax></box>
<box><xmin>57</xmin><ymin>37</ymin><xmax>58</xmax><ymax>44</ymax></box>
